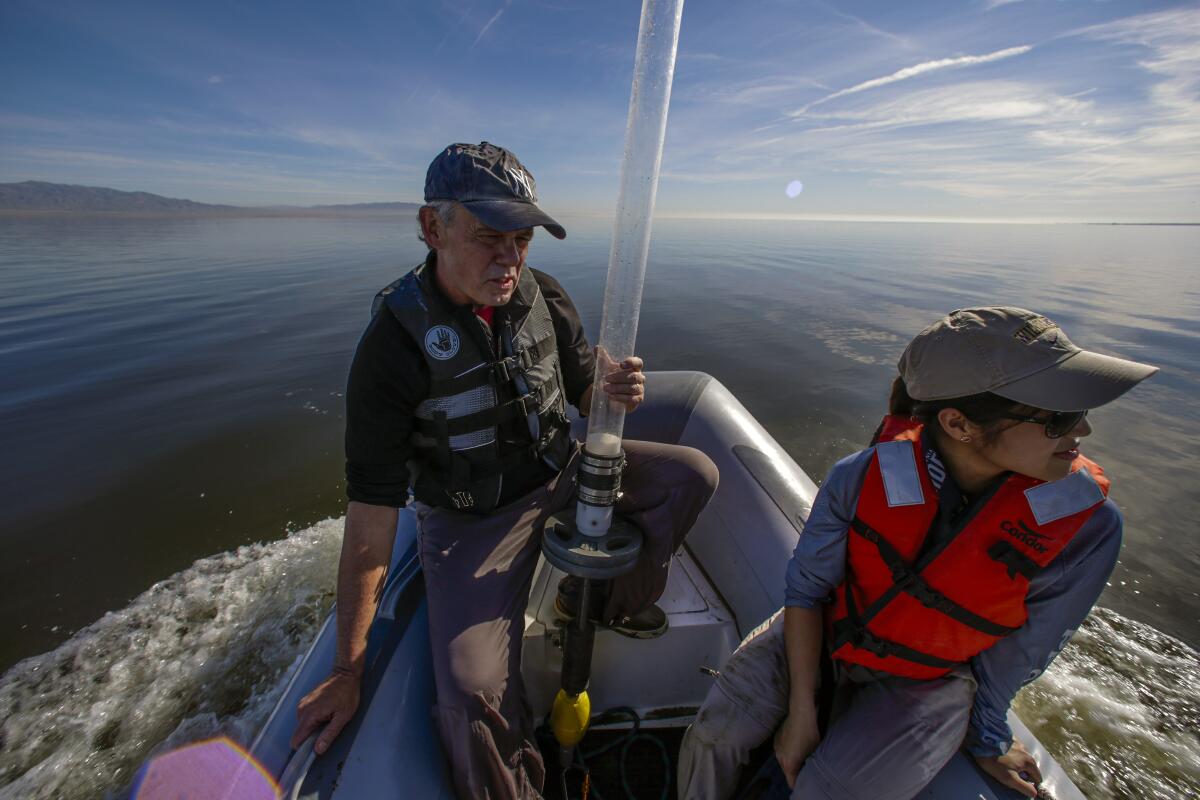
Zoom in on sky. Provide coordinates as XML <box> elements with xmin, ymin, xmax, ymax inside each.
<box><xmin>1</xmin><ymin>0</ymin><xmax>1197</xmax><ymax>222</ymax></box>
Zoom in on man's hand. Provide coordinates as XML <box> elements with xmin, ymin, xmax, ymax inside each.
<box><xmin>974</xmin><ymin>738</ymin><xmax>1042</xmax><ymax>798</ymax></box>
<box><xmin>774</xmin><ymin>704</ymin><xmax>821</xmax><ymax>788</ymax></box>
<box><xmin>291</xmin><ymin>668</ymin><xmax>362</xmax><ymax>755</ymax></box>
<box><xmin>597</xmin><ymin>346</ymin><xmax>645</xmax><ymax>413</ymax></box>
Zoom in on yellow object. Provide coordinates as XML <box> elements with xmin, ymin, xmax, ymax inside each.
<box><xmin>550</xmin><ymin>688</ymin><xmax>591</xmax><ymax>747</ymax></box>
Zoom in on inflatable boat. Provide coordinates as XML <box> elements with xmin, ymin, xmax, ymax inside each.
<box><xmin>249</xmin><ymin>371</ymin><xmax>1086</xmax><ymax>799</ymax></box>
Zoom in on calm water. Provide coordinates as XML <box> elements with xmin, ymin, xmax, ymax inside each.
<box><xmin>0</xmin><ymin>214</ymin><xmax>1196</xmax><ymax>798</ymax></box>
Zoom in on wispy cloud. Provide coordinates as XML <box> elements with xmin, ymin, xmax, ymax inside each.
<box><xmin>3</xmin><ymin>0</ymin><xmax>1194</xmax><ymax>218</ymax></box>
<box><xmin>689</xmin><ymin>75</ymin><xmax>831</xmax><ymax>107</ymax></box>
<box><xmin>797</xmin><ymin>81</ymin><xmax>1092</xmax><ymax>133</ymax></box>
<box><xmin>794</xmin><ymin>45</ymin><xmax>1034</xmax><ymax>115</ymax></box>
<box><xmin>1076</xmin><ymin>8</ymin><xmax>1200</xmax><ymax>120</ymax></box>
<box><xmin>473</xmin><ymin>2</ymin><xmax>509</xmax><ymax>47</ymax></box>
<box><xmin>815</xmin><ymin>2</ymin><xmax>913</xmax><ymax>49</ymax></box>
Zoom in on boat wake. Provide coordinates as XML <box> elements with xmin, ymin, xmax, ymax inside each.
<box><xmin>0</xmin><ymin>519</ymin><xmax>1195</xmax><ymax>800</ymax></box>
<box><xmin>1013</xmin><ymin>606</ymin><xmax>1199</xmax><ymax>800</ymax></box>
<box><xmin>0</xmin><ymin>520</ymin><xmax>342</xmax><ymax>800</ymax></box>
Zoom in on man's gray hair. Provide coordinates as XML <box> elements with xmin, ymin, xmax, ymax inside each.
<box><xmin>418</xmin><ymin>200</ymin><xmax>458</xmax><ymax>248</ymax></box>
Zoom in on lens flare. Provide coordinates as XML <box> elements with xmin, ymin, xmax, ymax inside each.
<box><xmin>132</xmin><ymin>736</ymin><xmax>281</xmax><ymax>799</ymax></box>
<box><xmin>785</xmin><ymin>180</ymin><xmax>804</xmax><ymax>198</ymax></box>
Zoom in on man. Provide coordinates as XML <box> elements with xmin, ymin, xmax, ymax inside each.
<box><xmin>291</xmin><ymin>142</ymin><xmax>718</xmax><ymax>799</ymax></box>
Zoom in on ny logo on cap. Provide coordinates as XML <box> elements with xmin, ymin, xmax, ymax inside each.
<box><xmin>451</xmin><ymin>142</ymin><xmax>536</xmax><ymax>200</ymax></box>
<box><xmin>1013</xmin><ymin>316</ymin><xmax>1058</xmax><ymax>344</ymax></box>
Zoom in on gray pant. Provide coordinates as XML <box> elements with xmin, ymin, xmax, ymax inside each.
<box><xmin>678</xmin><ymin>610</ymin><xmax>976</xmax><ymax>800</ymax></box>
<box><xmin>417</xmin><ymin>440</ymin><xmax>719</xmax><ymax>800</ymax></box>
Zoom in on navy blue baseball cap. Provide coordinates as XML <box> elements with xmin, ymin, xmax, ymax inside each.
<box><xmin>424</xmin><ymin>142</ymin><xmax>566</xmax><ymax>239</ymax></box>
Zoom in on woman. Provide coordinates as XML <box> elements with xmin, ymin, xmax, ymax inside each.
<box><xmin>677</xmin><ymin>307</ymin><xmax>1158</xmax><ymax>800</ymax></box>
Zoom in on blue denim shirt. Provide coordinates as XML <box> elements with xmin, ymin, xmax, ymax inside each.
<box><xmin>783</xmin><ymin>446</ymin><xmax>1123</xmax><ymax>757</ymax></box>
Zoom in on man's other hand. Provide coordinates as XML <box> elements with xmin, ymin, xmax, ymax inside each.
<box><xmin>774</xmin><ymin>705</ymin><xmax>821</xmax><ymax>788</ymax></box>
<box><xmin>291</xmin><ymin>668</ymin><xmax>362</xmax><ymax>755</ymax></box>
<box><xmin>974</xmin><ymin>738</ymin><xmax>1043</xmax><ymax>798</ymax></box>
<box><xmin>598</xmin><ymin>346</ymin><xmax>645</xmax><ymax>413</ymax></box>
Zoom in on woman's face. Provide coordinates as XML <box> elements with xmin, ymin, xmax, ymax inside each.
<box><xmin>976</xmin><ymin>410</ymin><xmax>1093</xmax><ymax>482</ymax></box>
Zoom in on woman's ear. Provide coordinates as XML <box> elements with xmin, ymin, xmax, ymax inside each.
<box><xmin>936</xmin><ymin>407</ymin><xmax>980</xmax><ymax>443</ymax></box>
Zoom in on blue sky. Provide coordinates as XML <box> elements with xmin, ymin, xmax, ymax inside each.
<box><xmin>1</xmin><ymin>0</ymin><xmax>1197</xmax><ymax>221</ymax></box>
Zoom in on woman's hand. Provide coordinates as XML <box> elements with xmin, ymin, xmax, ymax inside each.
<box><xmin>597</xmin><ymin>347</ymin><xmax>645</xmax><ymax>413</ymax></box>
<box><xmin>974</xmin><ymin>738</ymin><xmax>1042</xmax><ymax>797</ymax></box>
<box><xmin>774</xmin><ymin>704</ymin><xmax>821</xmax><ymax>788</ymax></box>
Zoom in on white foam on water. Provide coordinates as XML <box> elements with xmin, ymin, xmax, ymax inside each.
<box><xmin>1014</xmin><ymin>607</ymin><xmax>1200</xmax><ymax>800</ymax></box>
<box><xmin>1</xmin><ymin>523</ymin><xmax>1197</xmax><ymax>800</ymax></box>
<box><xmin>0</xmin><ymin>519</ymin><xmax>343</xmax><ymax>800</ymax></box>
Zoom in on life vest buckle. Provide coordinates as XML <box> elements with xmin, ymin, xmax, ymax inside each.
<box><xmin>493</xmin><ymin>349</ymin><xmax>535</xmax><ymax>386</ymax></box>
<box><xmin>493</xmin><ymin>357</ymin><xmax>514</xmax><ymax>385</ymax></box>
<box><xmin>889</xmin><ymin>563</ymin><xmax>954</xmax><ymax>612</ymax></box>
<box><xmin>910</xmin><ymin>583</ymin><xmax>952</xmax><ymax>613</ymax></box>
<box><xmin>888</xmin><ymin>563</ymin><xmax>919</xmax><ymax>591</ymax></box>
<box><xmin>853</xmin><ymin>629</ymin><xmax>895</xmax><ymax>659</ymax></box>
<box><xmin>516</xmin><ymin>389</ymin><xmax>540</xmax><ymax>417</ymax></box>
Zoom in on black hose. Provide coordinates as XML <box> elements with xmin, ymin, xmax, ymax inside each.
<box><xmin>549</xmin><ymin>706</ymin><xmax>672</xmax><ymax>800</ymax></box>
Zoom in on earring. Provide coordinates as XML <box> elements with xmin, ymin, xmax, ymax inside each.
<box><xmin>959</xmin><ymin>435</ymin><xmax>972</xmax><ymax>442</ymax></box>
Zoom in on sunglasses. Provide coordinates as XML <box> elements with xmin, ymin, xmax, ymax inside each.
<box><xmin>996</xmin><ymin>409</ymin><xmax>1088</xmax><ymax>439</ymax></box>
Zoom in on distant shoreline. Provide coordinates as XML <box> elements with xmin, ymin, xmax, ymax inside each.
<box><xmin>0</xmin><ymin>208</ymin><xmax>422</xmax><ymax>219</ymax></box>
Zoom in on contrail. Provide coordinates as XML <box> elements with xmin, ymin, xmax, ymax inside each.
<box><xmin>473</xmin><ymin>5</ymin><xmax>507</xmax><ymax>47</ymax></box>
<box><xmin>795</xmin><ymin>45</ymin><xmax>1033</xmax><ymax>115</ymax></box>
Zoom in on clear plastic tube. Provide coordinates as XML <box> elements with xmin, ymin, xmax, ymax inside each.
<box><xmin>577</xmin><ymin>0</ymin><xmax>685</xmax><ymax>535</ymax></box>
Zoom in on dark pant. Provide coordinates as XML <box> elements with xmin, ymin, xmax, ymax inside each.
<box><xmin>417</xmin><ymin>439</ymin><xmax>719</xmax><ymax>800</ymax></box>
<box><xmin>678</xmin><ymin>610</ymin><xmax>977</xmax><ymax>800</ymax></box>
<box><xmin>738</xmin><ymin>753</ymin><xmax>792</xmax><ymax>800</ymax></box>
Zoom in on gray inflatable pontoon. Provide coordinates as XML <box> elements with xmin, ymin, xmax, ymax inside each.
<box><xmin>251</xmin><ymin>371</ymin><xmax>1085</xmax><ymax>799</ymax></box>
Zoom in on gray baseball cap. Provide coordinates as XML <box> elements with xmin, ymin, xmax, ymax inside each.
<box><xmin>899</xmin><ymin>306</ymin><xmax>1158</xmax><ymax>411</ymax></box>
<box><xmin>424</xmin><ymin>142</ymin><xmax>566</xmax><ymax>239</ymax></box>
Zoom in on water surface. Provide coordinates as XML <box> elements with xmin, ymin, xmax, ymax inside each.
<box><xmin>0</xmin><ymin>214</ymin><xmax>1196</xmax><ymax>798</ymax></box>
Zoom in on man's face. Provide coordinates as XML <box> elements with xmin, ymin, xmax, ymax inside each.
<box><xmin>426</xmin><ymin>205</ymin><xmax>533</xmax><ymax>307</ymax></box>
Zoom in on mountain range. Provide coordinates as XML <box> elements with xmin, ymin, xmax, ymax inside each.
<box><xmin>0</xmin><ymin>181</ymin><xmax>422</xmax><ymax>214</ymax></box>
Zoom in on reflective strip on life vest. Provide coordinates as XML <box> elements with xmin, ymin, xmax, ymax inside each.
<box><xmin>414</xmin><ymin>384</ymin><xmax>549</xmax><ymax>438</ymax></box>
<box><xmin>876</xmin><ymin>440</ymin><xmax>925</xmax><ymax>508</ymax></box>
<box><xmin>1024</xmin><ymin>467</ymin><xmax>1105</xmax><ymax>525</ymax></box>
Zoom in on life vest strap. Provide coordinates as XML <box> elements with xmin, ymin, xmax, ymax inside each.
<box><xmin>427</xmin><ymin>414</ymin><xmax>571</xmax><ymax>483</ymax></box>
<box><xmin>987</xmin><ymin>540</ymin><xmax>1043</xmax><ymax>581</ymax></box>
<box><xmin>832</xmin><ymin>592</ymin><xmax>962</xmax><ymax>670</ymax></box>
<box><xmin>426</xmin><ymin>333</ymin><xmax>556</xmax><ymax>397</ymax></box>
<box><xmin>850</xmin><ymin>518</ymin><xmax>1021</xmax><ymax>638</ymax></box>
<box><xmin>492</xmin><ymin>332</ymin><xmax>555</xmax><ymax>385</ymax></box>
<box><xmin>414</xmin><ymin>384</ymin><xmax>550</xmax><ymax>438</ymax></box>
<box><xmin>424</xmin><ymin>439</ymin><xmax>549</xmax><ymax>492</ymax></box>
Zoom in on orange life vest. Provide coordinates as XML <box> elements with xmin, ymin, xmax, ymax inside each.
<box><xmin>826</xmin><ymin>416</ymin><xmax>1110</xmax><ymax>679</ymax></box>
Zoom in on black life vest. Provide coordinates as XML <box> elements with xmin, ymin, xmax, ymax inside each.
<box><xmin>373</xmin><ymin>260</ymin><xmax>572</xmax><ymax>513</ymax></box>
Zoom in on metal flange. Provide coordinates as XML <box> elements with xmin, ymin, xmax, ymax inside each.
<box><xmin>541</xmin><ymin>508</ymin><xmax>643</xmax><ymax>579</ymax></box>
